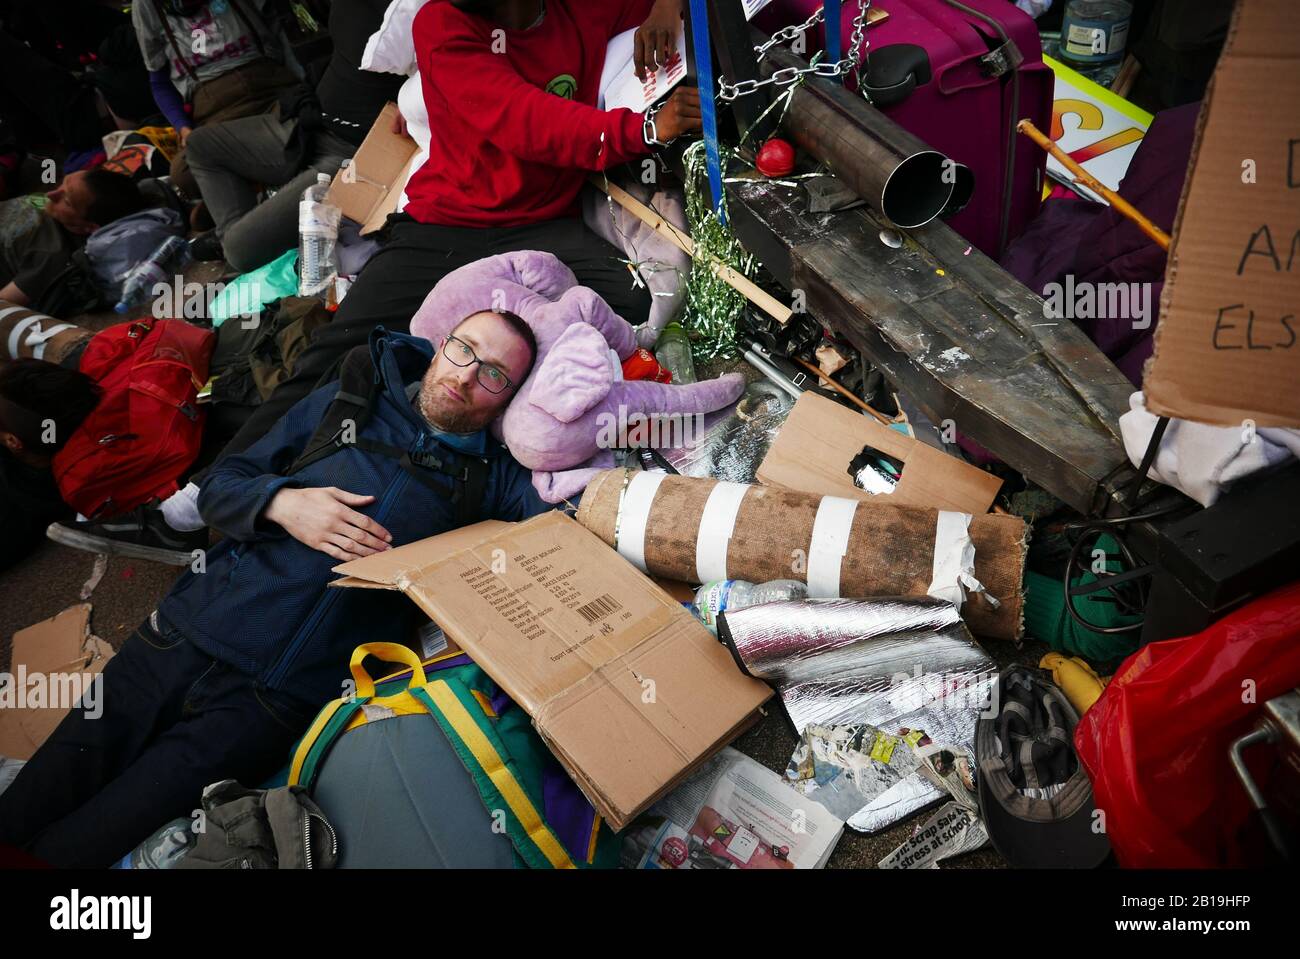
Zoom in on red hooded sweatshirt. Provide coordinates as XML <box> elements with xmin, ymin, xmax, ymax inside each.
<box><xmin>403</xmin><ymin>0</ymin><xmax>657</xmax><ymax>228</ymax></box>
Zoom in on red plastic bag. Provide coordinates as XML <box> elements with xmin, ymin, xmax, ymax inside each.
<box><xmin>1075</xmin><ymin>582</ymin><xmax>1300</xmax><ymax>867</ymax></box>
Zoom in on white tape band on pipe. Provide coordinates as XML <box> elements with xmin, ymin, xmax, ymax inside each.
<box><xmin>615</xmin><ymin>471</ymin><xmax>665</xmax><ymax>572</ymax></box>
<box><xmin>806</xmin><ymin>496</ymin><xmax>860</xmax><ymax>597</ymax></box>
<box><xmin>695</xmin><ymin>481</ymin><xmax>750</xmax><ymax>583</ymax></box>
<box><xmin>926</xmin><ymin>510</ymin><xmax>998</xmax><ymax>609</ymax></box>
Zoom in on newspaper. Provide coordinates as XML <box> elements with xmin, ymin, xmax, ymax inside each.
<box><xmin>603</xmin><ymin>27</ymin><xmax>688</xmax><ymax>113</ymax></box>
<box><xmin>785</xmin><ymin>721</ymin><xmax>928</xmax><ymax>822</ymax></box>
<box><xmin>622</xmin><ymin>747</ymin><xmax>844</xmax><ymax>869</ymax></box>
<box><xmin>914</xmin><ymin>743</ymin><xmax>980</xmax><ymax>815</ymax></box>
<box><xmin>878</xmin><ymin>802</ymin><xmax>988</xmax><ymax>869</ymax></box>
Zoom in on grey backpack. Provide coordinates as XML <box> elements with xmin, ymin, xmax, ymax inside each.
<box><xmin>83</xmin><ymin>207</ymin><xmax>186</xmax><ymax>302</ymax></box>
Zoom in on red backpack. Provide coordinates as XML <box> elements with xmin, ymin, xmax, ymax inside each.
<box><xmin>52</xmin><ymin>318</ymin><xmax>215</xmax><ymax>519</ymax></box>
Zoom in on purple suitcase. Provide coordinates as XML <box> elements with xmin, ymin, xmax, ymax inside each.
<box><xmin>754</xmin><ymin>0</ymin><xmax>1053</xmax><ymax>258</ymax></box>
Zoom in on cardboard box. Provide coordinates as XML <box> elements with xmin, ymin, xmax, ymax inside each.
<box><xmin>757</xmin><ymin>392</ymin><xmax>1003</xmax><ymax>513</ymax></box>
<box><xmin>326</xmin><ymin>102</ymin><xmax>419</xmax><ymax>236</ymax></box>
<box><xmin>1143</xmin><ymin>0</ymin><xmax>1300</xmax><ymax>427</ymax></box>
<box><xmin>332</xmin><ymin>512</ymin><xmax>772</xmax><ymax>830</ymax></box>
<box><xmin>0</xmin><ymin>604</ymin><xmax>114</xmax><ymax>761</ymax></box>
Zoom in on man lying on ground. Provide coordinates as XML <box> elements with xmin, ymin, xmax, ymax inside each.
<box><xmin>0</xmin><ymin>309</ymin><xmax>549</xmax><ymax>868</ymax></box>
<box><xmin>184</xmin><ymin>0</ymin><xmax>404</xmax><ymax>269</ymax></box>
<box><xmin>197</xmin><ymin>0</ymin><xmax>701</xmax><ymax>479</ymax></box>
<box><xmin>45</xmin><ymin>0</ymin><xmax>701</xmax><ymax>560</ymax></box>
<box><xmin>0</xmin><ymin>170</ymin><xmax>148</xmax><ymax>311</ymax></box>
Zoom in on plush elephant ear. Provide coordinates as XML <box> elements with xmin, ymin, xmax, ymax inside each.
<box><xmin>409</xmin><ymin>250</ymin><xmax>575</xmax><ymax>344</ymax></box>
<box><xmin>527</xmin><ymin>323</ymin><xmax>615</xmax><ymax>424</ymax></box>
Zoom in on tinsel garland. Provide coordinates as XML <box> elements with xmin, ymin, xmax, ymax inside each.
<box><xmin>680</xmin><ymin>138</ymin><xmax>755</xmax><ymax>363</ymax></box>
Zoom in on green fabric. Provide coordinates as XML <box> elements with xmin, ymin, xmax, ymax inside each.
<box><xmin>410</xmin><ymin>683</ymin><xmax>559</xmax><ymax>870</ymax></box>
<box><xmin>208</xmin><ymin>249</ymin><xmax>300</xmax><ymax>327</ymax></box>
<box><xmin>1023</xmin><ymin>534</ymin><xmax>1142</xmax><ymax>664</ymax></box>
<box><xmin>295</xmin><ymin>699</ymin><xmax>366</xmax><ymax>792</ymax></box>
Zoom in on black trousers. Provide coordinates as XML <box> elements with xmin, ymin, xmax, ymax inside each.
<box><xmin>0</xmin><ymin>614</ymin><xmax>317</xmax><ymax>869</ymax></box>
<box><xmin>211</xmin><ymin>214</ymin><xmax>651</xmax><ymax>462</ymax></box>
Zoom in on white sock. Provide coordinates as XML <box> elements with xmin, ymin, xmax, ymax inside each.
<box><xmin>159</xmin><ymin>482</ymin><xmax>205</xmax><ymax>531</ymax></box>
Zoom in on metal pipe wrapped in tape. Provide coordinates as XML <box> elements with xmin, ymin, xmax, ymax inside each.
<box><xmin>715</xmin><ymin>597</ymin><xmax>997</xmax><ymax>833</ymax></box>
<box><xmin>574</xmin><ymin>469</ymin><xmax>1027</xmax><ymax>640</ymax></box>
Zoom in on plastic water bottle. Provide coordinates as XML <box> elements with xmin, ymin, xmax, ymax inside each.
<box><xmin>114</xmin><ymin>235</ymin><xmax>191</xmax><ymax>313</ymax></box>
<box><xmin>1060</xmin><ymin>0</ymin><xmax>1132</xmax><ymax>65</ymax></box>
<box><xmin>655</xmin><ymin>321</ymin><xmax>697</xmax><ymax>384</ymax></box>
<box><xmin>693</xmin><ymin>579</ymin><xmax>808</xmax><ymax>632</ymax></box>
<box><xmin>298</xmin><ymin>172</ymin><xmax>341</xmax><ymax>300</ymax></box>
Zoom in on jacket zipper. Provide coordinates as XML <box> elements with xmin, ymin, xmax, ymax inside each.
<box><xmin>303</xmin><ymin>809</ymin><xmax>338</xmax><ymax>869</ymax></box>
<box><xmin>264</xmin><ymin>469</ymin><xmax>410</xmax><ymax>689</ymax></box>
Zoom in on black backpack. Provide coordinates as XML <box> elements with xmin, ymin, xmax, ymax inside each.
<box><xmin>286</xmin><ymin>343</ymin><xmax>490</xmax><ymax>525</ymax></box>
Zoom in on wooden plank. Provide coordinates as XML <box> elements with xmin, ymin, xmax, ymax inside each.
<box><xmin>722</xmin><ymin>175</ymin><xmax>1132</xmax><ymax>513</ymax></box>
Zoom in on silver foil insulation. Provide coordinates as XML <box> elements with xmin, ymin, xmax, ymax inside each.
<box><xmin>718</xmin><ymin>598</ymin><xmax>997</xmax><ymax>833</ymax></box>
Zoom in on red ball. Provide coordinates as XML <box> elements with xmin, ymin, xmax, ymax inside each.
<box><xmin>755</xmin><ymin>138</ymin><xmax>796</xmax><ymax>177</ymax></box>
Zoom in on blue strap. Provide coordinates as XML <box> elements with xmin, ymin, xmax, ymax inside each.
<box><xmin>825</xmin><ymin>0</ymin><xmax>843</xmax><ymax>63</ymax></box>
<box><xmin>688</xmin><ymin>0</ymin><xmax>726</xmax><ymax>224</ymax></box>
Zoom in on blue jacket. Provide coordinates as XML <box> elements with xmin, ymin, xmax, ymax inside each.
<box><xmin>159</xmin><ymin>330</ymin><xmax>551</xmax><ymax>705</ymax></box>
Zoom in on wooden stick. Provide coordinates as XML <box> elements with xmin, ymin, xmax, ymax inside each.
<box><xmin>589</xmin><ymin>174</ymin><xmax>794</xmax><ymax>324</ymax></box>
<box><xmin>1016</xmin><ymin>119</ymin><xmax>1171</xmax><ymax>250</ymax></box>
<box><xmin>788</xmin><ymin>355</ymin><xmax>894</xmax><ymax>425</ymax></box>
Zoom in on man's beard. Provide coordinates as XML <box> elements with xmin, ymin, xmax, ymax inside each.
<box><xmin>417</xmin><ymin>373</ymin><xmax>497</xmax><ymax>434</ymax></box>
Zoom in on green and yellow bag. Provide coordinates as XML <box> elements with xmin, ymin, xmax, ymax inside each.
<box><xmin>288</xmin><ymin>643</ymin><xmax>619</xmax><ymax>869</ymax></box>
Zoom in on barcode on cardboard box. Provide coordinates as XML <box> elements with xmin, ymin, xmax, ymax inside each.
<box><xmin>575</xmin><ymin>594</ymin><xmax>622</xmax><ymax>624</ymax></box>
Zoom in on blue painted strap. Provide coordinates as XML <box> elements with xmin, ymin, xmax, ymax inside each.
<box><xmin>825</xmin><ymin>0</ymin><xmax>842</xmax><ymax>63</ymax></box>
<box><xmin>688</xmin><ymin>0</ymin><xmax>726</xmax><ymax>224</ymax></box>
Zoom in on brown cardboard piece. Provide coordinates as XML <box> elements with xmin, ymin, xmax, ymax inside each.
<box><xmin>331</xmin><ymin>512</ymin><xmax>771</xmax><ymax>830</ymax></box>
<box><xmin>325</xmin><ymin>102</ymin><xmax>419</xmax><ymax>236</ymax></box>
<box><xmin>1143</xmin><ymin>0</ymin><xmax>1300</xmax><ymax>427</ymax></box>
<box><xmin>0</xmin><ymin>604</ymin><xmax>114</xmax><ymax>761</ymax></box>
<box><xmin>757</xmin><ymin>392</ymin><xmax>1003</xmax><ymax>513</ymax></box>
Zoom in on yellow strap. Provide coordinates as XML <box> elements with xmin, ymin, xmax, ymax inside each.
<box><xmin>350</xmin><ymin>642</ymin><xmax>427</xmax><ymax>699</ymax></box>
<box><xmin>426</xmin><ymin>680</ymin><xmax>575</xmax><ymax>870</ymax></box>
<box><xmin>586</xmin><ymin>814</ymin><xmax>602</xmax><ymax>864</ymax></box>
<box><xmin>288</xmin><ymin>698</ymin><xmax>346</xmax><ymax>786</ymax></box>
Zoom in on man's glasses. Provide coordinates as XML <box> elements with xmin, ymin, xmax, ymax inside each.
<box><xmin>441</xmin><ymin>334</ymin><xmax>515</xmax><ymax>394</ymax></box>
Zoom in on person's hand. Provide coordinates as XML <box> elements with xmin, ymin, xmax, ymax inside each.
<box><xmin>179</xmin><ymin>126</ymin><xmax>193</xmax><ymax>148</ymax></box>
<box><xmin>264</xmin><ymin>486</ymin><xmax>393</xmax><ymax>562</ymax></box>
<box><xmin>650</xmin><ymin>85</ymin><xmax>702</xmax><ymax>143</ymax></box>
<box><xmin>391</xmin><ymin>108</ymin><xmax>408</xmax><ymax>139</ymax></box>
<box><xmin>634</xmin><ymin>0</ymin><xmax>682</xmax><ymax>80</ymax></box>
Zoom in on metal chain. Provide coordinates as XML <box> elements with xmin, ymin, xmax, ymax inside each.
<box><xmin>717</xmin><ymin>1</ymin><xmax>872</xmax><ymax>102</ymax></box>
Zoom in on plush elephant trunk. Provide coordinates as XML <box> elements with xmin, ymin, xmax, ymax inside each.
<box><xmin>615</xmin><ymin>372</ymin><xmax>747</xmax><ymax>418</ymax></box>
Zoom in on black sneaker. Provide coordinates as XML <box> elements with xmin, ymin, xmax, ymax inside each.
<box><xmin>189</xmin><ymin>230</ymin><xmax>224</xmax><ymax>262</ymax></box>
<box><xmin>47</xmin><ymin>506</ymin><xmax>208</xmax><ymax>566</ymax></box>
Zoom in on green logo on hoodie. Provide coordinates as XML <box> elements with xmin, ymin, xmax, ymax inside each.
<box><xmin>545</xmin><ymin>74</ymin><xmax>577</xmax><ymax>99</ymax></box>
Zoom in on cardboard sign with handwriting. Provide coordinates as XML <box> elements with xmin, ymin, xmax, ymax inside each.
<box><xmin>1144</xmin><ymin>0</ymin><xmax>1300</xmax><ymax>427</ymax></box>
